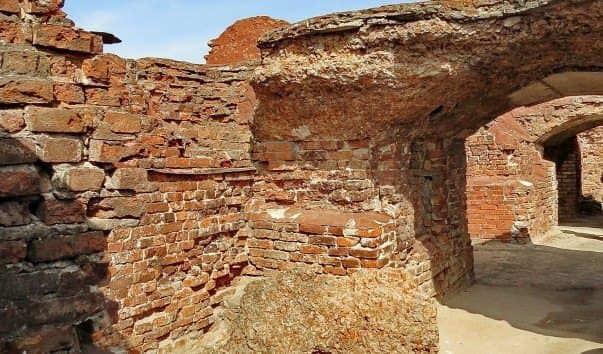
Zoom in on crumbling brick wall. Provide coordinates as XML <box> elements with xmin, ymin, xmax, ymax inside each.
<box><xmin>0</xmin><ymin>2</ymin><xmax>258</xmax><ymax>352</ymax></box>
<box><xmin>578</xmin><ymin>126</ymin><xmax>603</xmax><ymax>210</ymax></box>
<box><xmin>465</xmin><ymin>97</ymin><xmax>603</xmax><ymax>241</ymax></box>
<box><xmin>1</xmin><ymin>0</ymin><xmax>601</xmax><ymax>353</ymax></box>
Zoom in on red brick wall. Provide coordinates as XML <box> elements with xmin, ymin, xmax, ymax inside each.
<box><xmin>2</xmin><ymin>2</ymin><xmax>600</xmax><ymax>353</ymax></box>
<box><xmin>553</xmin><ymin>138</ymin><xmax>581</xmax><ymax>220</ymax></box>
<box><xmin>578</xmin><ymin>126</ymin><xmax>603</xmax><ymax>207</ymax></box>
<box><xmin>0</xmin><ymin>2</ymin><xmax>257</xmax><ymax>352</ymax></box>
<box><xmin>465</xmin><ymin>97</ymin><xmax>603</xmax><ymax>242</ymax></box>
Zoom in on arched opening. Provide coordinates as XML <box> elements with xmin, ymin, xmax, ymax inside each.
<box><xmin>251</xmin><ymin>0</ymin><xmax>603</xmax><ymax>350</ymax></box>
<box><xmin>442</xmin><ymin>94</ymin><xmax>603</xmax><ymax>352</ymax></box>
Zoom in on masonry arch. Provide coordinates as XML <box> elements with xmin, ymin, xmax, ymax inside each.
<box><xmin>252</xmin><ymin>0</ymin><xmax>603</xmax><ymax>296</ymax></box>
<box><xmin>466</xmin><ymin>96</ymin><xmax>603</xmax><ymax>241</ymax></box>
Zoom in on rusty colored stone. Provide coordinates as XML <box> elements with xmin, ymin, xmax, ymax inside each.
<box><xmin>32</xmin><ymin>24</ymin><xmax>102</xmax><ymax>54</ymax></box>
<box><xmin>37</xmin><ymin>136</ymin><xmax>82</xmax><ymax>163</ymax></box>
<box><xmin>206</xmin><ymin>16</ymin><xmax>289</xmax><ymax>65</ymax></box>
<box><xmin>0</xmin><ymin>78</ymin><xmax>53</xmax><ymax>104</ymax></box>
<box><xmin>26</xmin><ymin>107</ymin><xmax>85</xmax><ymax>133</ymax></box>
<box><xmin>0</xmin><ymin>165</ymin><xmax>40</xmax><ymax>198</ymax></box>
<box><xmin>36</xmin><ymin>198</ymin><xmax>86</xmax><ymax>225</ymax></box>
<box><xmin>29</xmin><ymin>231</ymin><xmax>106</xmax><ymax>262</ymax></box>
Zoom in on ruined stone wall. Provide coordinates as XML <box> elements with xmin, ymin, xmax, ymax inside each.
<box><xmin>578</xmin><ymin>126</ymin><xmax>603</xmax><ymax>207</ymax></box>
<box><xmin>465</xmin><ymin>116</ymin><xmax>557</xmax><ymax>241</ymax></box>
<box><xmin>1</xmin><ymin>1</ymin><xmax>601</xmax><ymax>353</ymax></box>
<box><xmin>553</xmin><ymin>137</ymin><xmax>581</xmax><ymax>220</ymax></box>
<box><xmin>465</xmin><ymin>97</ymin><xmax>603</xmax><ymax>241</ymax></box>
<box><xmin>0</xmin><ymin>2</ymin><xmax>258</xmax><ymax>352</ymax></box>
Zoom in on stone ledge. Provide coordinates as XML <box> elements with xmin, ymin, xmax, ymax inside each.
<box><xmin>150</xmin><ymin>167</ymin><xmax>256</xmax><ymax>176</ymax></box>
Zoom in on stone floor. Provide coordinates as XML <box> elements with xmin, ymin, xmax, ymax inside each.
<box><xmin>438</xmin><ymin>216</ymin><xmax>603</xmax><ymax>354</ymax></box>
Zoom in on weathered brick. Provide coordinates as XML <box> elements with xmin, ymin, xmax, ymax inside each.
<box><xmin>32</xmin><ymin>24</ymin><xmax>103</xmax><ymax>54</ymax></box>
<box><xmin>107</xmin><ymin>168</ymin><xmax>148</xmax><ymax>190</ymax></box>
<box><xmin>26</xmin><ymin>107</ymin><xmax>85</xmax><ymax>133</ymax></box>
<box><xmin>349</xmin><ymin>248</ymin><xmax>380</xmax><ymax>259</ymax></box>
<box><xmin>36</xmin><ymin>198</ymin><xmax>86</xmax><ymax>225</ymax></box>
<box><xmin>104</xmin><ymin>111</ymin><xmax>142</xmax><ymax>133</ymax></box>
<box><xmin>0</xmin><ymin>138</ymin><xmax>37</xmax><ymax>165</ymax></box>
<box><xmin>1</xmin><ymin>51</ymin><xmax>41</xmax><ymax>75</ymax></box>
<box><xmin>0</xmin><ymin>17</ymin><xmax>26</xmax><ymax>43</ymax></box>
<box><xmin>37</xmin><ymin>136</ymin><xmax>82</xmax><ymax>163</ymax></box>
<box><xmin>0</xmin><ymin>109</ymin><xmax>25</xmax><ymax>133</ymax></box>
<box><xmin>29</xmin><ymin>231</ymin><xmax>106</xmax><ymax>262</ymax></box>
<box><xmin>23</xmin><ymin>0</ymin><xmax>64</xmax><ymax>14</ymax></box>
<box><xmin>0</xmin><ymin>201</ymin><xmax>31</xmax><ymax>227</ymax></box>
<box><xmin>0</xmin><ymin>0</ymin><xmax>20</xmax><ymax>13</ymax></box>
<box><xmin>89</xmin><ymin>140</ymin><xmax>138</xmax><ymax>163</ymax></box>
<box><xmin>53</xmin><ymin>164</ymin><xmax>105</xmax><ymax>192</ymax></box>
<box><xmin>53</xmin><ymin>82</ymin><xmax>85</xmax><ymax>103</ymax></box>
<box><xmin>0</xmin><ymin>240</ymin><xmax>27</xmax><ymax>264</ymax></box>
<box><xmin>95</xmin><ymin>197</ymin><xmax>146</xmax><ymax>218</ymax></box>
<box><xmin>85</xmin><ymin>87</ymin><xmax>121</xmax><ymax>106</ymax></box>
<box><xmin>0</xmin><ymin>165</ymin><xmax>40</xmax><ymax>197</ymax></box>
<box><xmin>0</xmin><ymin>78</ymin><xmax>53</xmax><ymax>104</ymax></box>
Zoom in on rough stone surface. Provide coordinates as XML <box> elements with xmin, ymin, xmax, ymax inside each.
<box><xmin>192</xmin><ymin>269</ymin><xmax>438</xmax><ymax>354</ymax></box>
<box><xmin>205</xmin><ymin>16</ymin><xmax>289</xmax><ymax>65</ymax></box>
<box><xmin>0</xmin><ymin>1</ymin><xmax>600</xmax><ymax>353</ymax></box>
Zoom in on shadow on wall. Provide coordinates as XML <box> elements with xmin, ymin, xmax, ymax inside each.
<box><xmin>441</xmin><ymin>235</ymin><xmax>603</xmax><ymax>344</ymax></box>
<box><xmin>0</xmin><ymin>134</ymin><xmax>120</xmax><ymax>352</ymax></box>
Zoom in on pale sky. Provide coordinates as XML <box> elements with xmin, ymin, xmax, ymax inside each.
<box><xmin>63</xmin><ymin>1</ymin><xmax>414</xmax><ymax>63</ymax></box>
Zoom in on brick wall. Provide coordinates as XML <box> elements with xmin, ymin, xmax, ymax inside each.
<box><xmin>465</xmin><ymin>98</ymin><xmax>603</xmax><ymax>242</ymax></box>
<box><xmin>551</xmin><ymin>138</ymin><xmax>581</xmax><ymax>220</ymax></box>
<box><xmin>465</xmin><ymin>114</ymin><xmax>557</xmax><ymax>241</ymax></box>
<box><xmin>0</xmin><ymin>2</ymin><xmax>258</xmax><ymax>352</ymax></box>
<box><xmin>2</xmin><ymin>1</ymin><xmax>601</xmax><ymax>353</ymax></box>
<box><xmin>578</xmin><ymin>126</ymin><xmax>603</xmax><ymax>212</ymax></box>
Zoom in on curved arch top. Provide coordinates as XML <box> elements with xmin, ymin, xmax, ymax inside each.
<box><xmin>252</xmin><ymin>0</ymin><xmax>603</xmax><ymax>142</ymax></box>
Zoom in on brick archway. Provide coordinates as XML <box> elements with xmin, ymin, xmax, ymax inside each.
<box><xmin>466</xmin><ymin>96</ymin><xmax>603</xmax><ymax>241</ymax></box>
<box><xmin>252</xmin><ymin>0</ymin><xmax>603</xmax><ymax>296</ymax></box>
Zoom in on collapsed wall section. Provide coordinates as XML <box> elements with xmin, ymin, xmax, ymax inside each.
<box><xmin>0</xmin><ymin>2</ymin><xmax>258</xmax><ymax>352</ymax></box>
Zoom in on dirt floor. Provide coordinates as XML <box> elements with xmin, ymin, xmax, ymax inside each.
<box><xmin>438</xmin><ymin>216</ymin><xmax>603</xmax><ymax>354</ymax></box>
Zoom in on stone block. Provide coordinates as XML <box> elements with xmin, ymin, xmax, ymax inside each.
<box><xmin>37</xmin><ymin>136</ymin><xmax>82</xmax><ymax>163</ymax></box>
<box><xmin>1</xmin><ymin>51</ymin><xmax>41</xmax><ymax>75</ymax></box>
<box><xmin>0</xmin><ymin>17</ymin><xmax>26</xmax><ymax>44</ymax></box>
<box><xmin>0</xmin><ymin>269</ymin><xmax>59</xmax><ymax>299</ymax></box>
<box><xmin>0</xmin><ymin>240</ymin><xmax>27</xmax><ymax>265</ymax></box>
<box><xmin>1</xmin><ymin>326</ymin><xmax>77</xmax><ymax>354</ymax></box>
<box><xmin>107</xmin><ymin>168</ymin><xmax>149</xmax><ymax>191</ymax></box>
<box><xmin>0</xmin><ymin>0</ymin><xmax>20</xmax><ymax>13</ymax></box>
<box><xmin>0</xmin><ymin>201</ymin><xmax>31</xmax><ymax>226</ymax></box>
<box><xmin>53</xmin><ymin>82</ymin><xmax>85</xmax><ymax>103</ymax></box>
<box><xmin>36</xmin><ymin>198</ymin><xmax>86</xmax><ymax>225</ymax></box>
<box><xmin>28</xmin><ymin>231</ymin><xmax>106</xmax><ymax>262</ymax></box>
<box><xmin>0</xmin><ymin>138</ymin><xmax>37</xmax><ymax>165</ymax></box>
<box><xmin>85</xmin><ymin>87</ymin><xmax>121</xmax><ymax>106</ymax></box>
<box><xmin>0</xmin><ymin>78</ymin><xmax>53</xmax><ymax>104</ymax></box>
<box><xmin>23</xmin><ymin>0</ymin><xmax>64</xmax><ymax>14</ymax></box>
<box><xmin>26</xmin><ymin>107</ymin><xmax>85</xmax><ymax>133</ymax></box>
<box><xmin>52</xmin><ymin>164</ymin><xmax>105</xmax><ymax>192</ymax></box>
<box><xmin>89</xmin><ymin>140</ymin><xmax>138</xmax><ymax>162</ymax></box>
<box><xmin>0</xmin><ymin>165</ymin><xmax>40</xmax><ymax>197</ymax></box>
<box><xmin>104</xmin><ymin>111</ymin><xmax>142</xmax><ymax>133</ymax></box>
<box><xmin>32</xmin><ymin>24</ymin><xmax>103</xmax><ymax>54</ymax></box>
<box><xmin>86</xmin><ymin>217</ymin><xmax>139</xmax><ymax>231</ymax></box>
<box><xmin>82</xmin><ymin>55</ymin><xmax>128</xmax><ymax>82</ymax></box>
<box><xmin>95</xmin><ymin>197</ymin><xmax>146</xmax><ymax>218</ymax></box>
<box><xmin>0</xmin><ymin>109</ymin><xmax>25</xmax><ymax>133</ymax></box>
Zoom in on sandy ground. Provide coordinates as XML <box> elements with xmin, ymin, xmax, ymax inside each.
<box><xmin>438</xmin><ymin>217</ymin><xmax>603</xmax><ymax>354</ymax></box>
